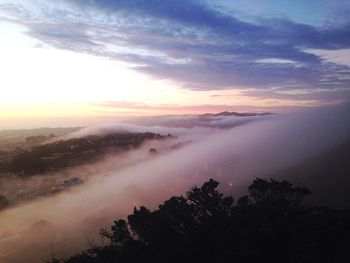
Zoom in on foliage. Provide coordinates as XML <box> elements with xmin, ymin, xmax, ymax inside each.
<box><xmin>49</xmin><ymin>178</ymin><xmax>350</xmax><ymax>263</ymax></box>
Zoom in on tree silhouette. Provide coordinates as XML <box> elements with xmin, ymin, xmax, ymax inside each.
<box><xmin>248</xmin><ymin>178</ymin><xmax>311</xmax><ymax>207</ymax></box>
<box><xmin>51</xmin><ymin>178</ymin><xmax>350</xmax><ymax>263</ymax></box>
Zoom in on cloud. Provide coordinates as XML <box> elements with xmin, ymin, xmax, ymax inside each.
<box><xmin>306</xmin><ymin>48</ymin><xmax>350</xmax><ymax>66</ymax></box>
<box><xmin>95</xmin><ymin>101</ymin><xmax>308</xmax><ymax>115</ymax></box>
<box><xmin>95</xmin><ymin>101</ymin><xmax>268</xmax><ymax>113</ymax></box>
<box><xmin>1</xmin><ymin>0</ymin><xmax>350</xmax><ymax>103</ymax></box>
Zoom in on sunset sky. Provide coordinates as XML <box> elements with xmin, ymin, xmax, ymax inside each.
<box><xmin>0</xmin><ymin>0</ymin><xmax>350</xmax><ymax>127</ymax></box>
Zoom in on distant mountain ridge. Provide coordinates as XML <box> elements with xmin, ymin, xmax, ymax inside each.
<box><xmin>127</xmin><ymin>111</ymin><xmax>275</xmax><ymax>128</ymax></box>
<box><xmin>200</xmin><ymin>111</ymin><xmax>274</xmax><ymax>117</ymax></box>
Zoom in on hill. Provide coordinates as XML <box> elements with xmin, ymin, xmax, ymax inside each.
<box><xmin>0</xmin><ymin>127</ymin><xmax>82</xmax><ymax>152</ymax></box>
<box><xmin>272</xmin><ymin>140</ymin><xmax>350</xmax><ymax>208</ymax></box>
<box><xmin>0</xmin><ymin>132</ymin><xmax>172</xmax><ymax>177</ymax></box>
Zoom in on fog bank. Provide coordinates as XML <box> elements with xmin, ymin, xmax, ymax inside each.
<box><xmin>1</xmin><ymin>104</ymin><xmax>350</xmax><ymax>262</ymax></box>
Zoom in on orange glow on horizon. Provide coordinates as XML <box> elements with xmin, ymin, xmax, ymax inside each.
<box><xmin>0</xmin><ymin>20</ymin><xmax>325</xmax><ymax>128</ymax></box>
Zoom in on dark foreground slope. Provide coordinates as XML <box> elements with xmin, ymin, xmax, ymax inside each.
<box><xmin>274</xmin><ymin>140</ymin><xmax>350</xmax><ymax>208</ymax></box>
<box><xmin>50</xmin><ymin>178</ymin><xmax>350</xmax><ymax>263</ymax></box>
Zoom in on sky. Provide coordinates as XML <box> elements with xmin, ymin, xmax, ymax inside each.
<box><xmin>0</xmin><ymin>0</ymin><xmax>350</xmax><ymax>127</ymax></box>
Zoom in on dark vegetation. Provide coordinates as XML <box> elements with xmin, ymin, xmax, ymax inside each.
<box><xmin>50</xmin><ymin>178</ymin><xmax>350</xmax><ymax>263</ymax></box>
<box><xmin>0</xmin><ymin>132</ymin><xmax>172</xmax><ymax>176</ymax></box>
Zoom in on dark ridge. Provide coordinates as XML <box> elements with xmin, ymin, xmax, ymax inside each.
<box><xmin>0</xmin><ymin>132</ymin><xmax>173</xmax><ymax>176</ymax></box>
<box><xmin>272</xmin><ymin>140</ymin><xmax>350</xmax><ymax>209</ymax></box>
<box><xmin>200</xmin><ymin>111</ymin><xmax>274</xmax><ymax>117</ymax></box>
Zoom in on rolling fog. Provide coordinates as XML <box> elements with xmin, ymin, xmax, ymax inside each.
<box><xmin>1</xmin><ymin>104</ymin><xmax>350</xmax><ymax>263</ymax></box>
